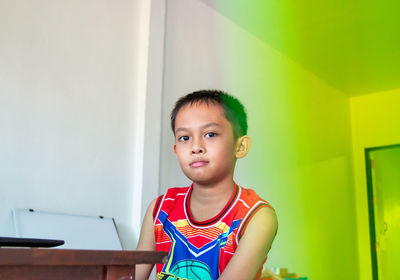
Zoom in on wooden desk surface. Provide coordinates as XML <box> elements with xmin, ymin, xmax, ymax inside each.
<box><xmin>0</xmin><ymin>248</ymin><xmax>168</xmax><ymax>266</ymax></box>
<box><xmin>0</xmin><ymin>248</ymin><xmax>168</xmax><ymax>280</ymax></box>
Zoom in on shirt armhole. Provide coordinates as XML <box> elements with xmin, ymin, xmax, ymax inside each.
<box><xmin>152</xmin><ymin>194</ymin><xmax>165</xmax><ymax>222</ymax></box>
<box><xmin>236</xmin><ymin>201</ymin><xmax>273</xmax><ymax>244</ymax></box>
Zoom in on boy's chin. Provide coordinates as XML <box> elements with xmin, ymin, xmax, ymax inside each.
<box><xmin>188</xmin><ymin>177</ymin><xmax>208</xmax><ymax>185</ymax></box>
<box><xmin>185</xmin><ymin>174</ymin><xmax>214</xmax><ymax>186</ymax></box>
<box><xmin>183</xmin><ymin>167</ymin><xmax>233</xmax><ymax>186</ymax></box>
<box><xmin>186</xmin><ymin>173</ymin><xmax>228</xmax><ymax>186</ymax></box>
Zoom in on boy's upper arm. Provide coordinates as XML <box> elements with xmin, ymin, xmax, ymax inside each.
<box><xmin>136</xmin><ymin>198</ymin><xmax>157</xmax><ymax>251</ymax></box>
<box><xmin>135</xmin><ymin>199</ymin><xmax>157</xmax><ymax>280</ymax></box>
<box><xmin>218</xmin><ymin>206</ymin><xmax>278</xmax><ymax>280</ymax></box>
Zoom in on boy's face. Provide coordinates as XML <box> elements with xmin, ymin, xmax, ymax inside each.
<box><xmin>173</xmin><ymin>102</ymin><xmax>238</xmax><ymax>185</ymax></box>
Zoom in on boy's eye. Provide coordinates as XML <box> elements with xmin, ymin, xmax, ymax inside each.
<box><xmin>178</xmin><ymin>136</ymin><xmax>189</xmax><ymax>142</ymax></box>
<box><xmin>205</xmin><ymin>132</ymin><xmax>217</xmax><ymax>138</ymax></box>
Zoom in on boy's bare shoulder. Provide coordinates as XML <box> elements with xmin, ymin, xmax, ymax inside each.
<box><xmin>148</xmin><ymin>198</ymin><xmax>158</xmax><ymax>211</ymax></box>
<box><xmin>251</xmin><ymin>206</ymin><xmax>277</xmax><ymax>227</ymax></box>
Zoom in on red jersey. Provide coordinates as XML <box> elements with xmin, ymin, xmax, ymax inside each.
<box><xmin>153</xmin><ymin>184</ymin><xmax>272</xmax><ymax>280</ymax></box>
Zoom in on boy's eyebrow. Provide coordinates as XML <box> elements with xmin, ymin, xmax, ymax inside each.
<box><xmin>175</xmin><ymin>122</ymin><xmax>221</xmax><ymax>134</ymax></box>
<box><xmin>202</xmin><ymin>122</ymin><xmax>221</xmax><ymax>129</ymax></box>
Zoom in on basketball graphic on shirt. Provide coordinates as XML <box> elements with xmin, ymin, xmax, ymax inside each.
<box><xmin>169</xmin><ymin>260</ymin><xmax>212</xmax><ymax>280</ymax></box>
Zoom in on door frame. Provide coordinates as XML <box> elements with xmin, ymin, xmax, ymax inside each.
<box><xmin>365</xmin><ymin>143</ymin><xmax>400</xmax><ymax>280</ymax></box>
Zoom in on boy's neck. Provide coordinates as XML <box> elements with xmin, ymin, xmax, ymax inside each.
<box><xmin>190</xmin><ymin>177</ymin><xmax>236</xmax><ymax>207</ymax></box>
<box><xmin>189</xmin><ymin>177</ymin><xmax>236</xmax><ymax>222</ymax></box>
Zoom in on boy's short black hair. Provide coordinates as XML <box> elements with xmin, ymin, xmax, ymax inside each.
<box><xmin>171</xmin><ymin>90</ymin><xmax>248</xmax><ymax>139</ymax></box>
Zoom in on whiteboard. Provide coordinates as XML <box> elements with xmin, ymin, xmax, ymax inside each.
<box><xmin>12</xmin><ymin>208</ymin><xmax>122</xmax><ymax>250</ymax></box>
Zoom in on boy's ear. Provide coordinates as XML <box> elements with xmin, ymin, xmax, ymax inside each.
<box><xmin>235</xmin><ymin>135</ymin><xmax>252</xmax><ymax>158</ymax></box>
<box><xmin>173</xmin><ymin>144</ymin><xmax>177</xmax><ymax>155</ymax></box>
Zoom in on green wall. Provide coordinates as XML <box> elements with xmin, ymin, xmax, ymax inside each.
<box><xmin>351</xmin><ymin>89</ymin><xmax>400</xmax><ymax>280</ymax></box>
<box><xmin>213</xmin><ymin>19</ymin><xmax>359</xmax><ymax>279</ymax></box>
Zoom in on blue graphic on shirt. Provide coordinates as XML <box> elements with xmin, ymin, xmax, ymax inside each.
<box><xmin>157</xmin><ymin>211</ymin><xmax>241</xmax><ymax>280</ymax></box>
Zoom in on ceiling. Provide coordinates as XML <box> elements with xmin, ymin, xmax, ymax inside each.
<box><xmin>201</xmin><ymin>0</ymin><xmax>400</xmax><ymax>96</ymax></box>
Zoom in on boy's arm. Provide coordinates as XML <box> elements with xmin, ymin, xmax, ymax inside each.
<box><xmin>218</xmin><ymin>206</ymin><xmax>278</xmax><ymax>280</ymax></box>
<box><xmin>135</xmin><ymin>199</ymin><xmax>157</xmax><ymax>280</ymax></box>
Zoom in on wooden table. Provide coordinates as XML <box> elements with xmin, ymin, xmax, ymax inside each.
<box><xmin>0</xmin><ymin>248</ymin><xmax>168</xmax><ymax>280</ymax></box>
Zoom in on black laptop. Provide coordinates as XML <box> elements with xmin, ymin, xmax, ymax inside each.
<box><xmin>0</xmin><ymin>237</ymin><xmax>64</xmax><ymax>248</ymax></box>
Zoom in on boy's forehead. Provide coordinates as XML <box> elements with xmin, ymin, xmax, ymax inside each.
<box><xmin>175</xmin><ymin>102</ymin><xmax>228</xmax><ymax>127</ymax></box>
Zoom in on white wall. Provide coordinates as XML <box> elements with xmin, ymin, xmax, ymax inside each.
<box><xmin>0</xmin><ymin>0</ymin><xmax>159</xmax><ymax>249</ymax></box>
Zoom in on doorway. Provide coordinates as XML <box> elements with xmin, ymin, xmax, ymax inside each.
<box><xmin>365</xmin><ymin>144</ymin><xmax>400</xmax><ymax>280</ymax></box>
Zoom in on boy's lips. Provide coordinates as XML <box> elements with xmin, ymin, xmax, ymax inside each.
<box><xmin>190</xmin><ymin>159</ymin><xmax>209</xmax><ymax>168</ymax></box>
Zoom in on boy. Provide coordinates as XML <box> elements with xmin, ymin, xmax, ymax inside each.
<box><xmin>136</xmin><ymin>90</ymin><xmax>278</xmax><ymax>280</ymax></box>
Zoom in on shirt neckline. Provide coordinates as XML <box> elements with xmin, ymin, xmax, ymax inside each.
<box><xmin>185</xmin><ymin>183</ymin><xmax>239</xmax><ymax>227</ymax></box>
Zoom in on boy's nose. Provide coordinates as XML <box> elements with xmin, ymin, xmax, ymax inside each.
<box><xmin>192</xmin><ymin>146</ymin><xmax>204</xmax><ymax>154</ymax></box>
<box><xmin>191</xmin><ymin>139</ymin><xmax>205</xmax><ymax>154</ymax></box>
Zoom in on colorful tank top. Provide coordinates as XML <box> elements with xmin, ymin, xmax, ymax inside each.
<box><xmin>153</xmin><ymin>184</ymin><xmax>272</xmax><ymax>280</ymax></box>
